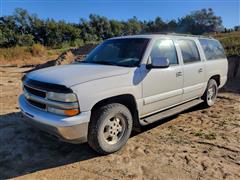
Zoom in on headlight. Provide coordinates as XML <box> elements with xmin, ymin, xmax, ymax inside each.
<box><xmin>46</xmin><ymin>92</ymin><xmax>79</xmax><ymax>116</ymax></box>
<box><xmin>47</xmin><ymin>107</ymin><xmax>80</xmax><ymax>116</ymax></box>
<box><xmin>47</xmin><ymin>92</ymin><xmax>78</xmax><ymax>102</ymax></box>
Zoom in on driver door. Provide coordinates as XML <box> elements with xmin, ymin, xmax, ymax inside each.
<box><xmin>142</xmin><ymin>39</ymin><xmax>184</xmax><ymax>116</ymax></box>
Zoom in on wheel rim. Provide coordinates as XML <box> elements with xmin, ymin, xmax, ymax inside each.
<box><xmin>207</xmin><ymin>83</ymin><xmax>217</xmax><ymax>105</ymax></box>
<box><xmin>103</xmin><ymin>115</ymin><xmax>126</xmax><ymax>145</ymax></box>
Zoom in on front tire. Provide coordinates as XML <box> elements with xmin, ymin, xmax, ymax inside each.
<box><xmin>88</xmin><ymin>103</ymin><xmax>133</xmax><ymax>154</ymax></box>
<box><xmin>202</xmin><ymin>79</ymin><xmax>218</xmax><ymax>107</ymax></box>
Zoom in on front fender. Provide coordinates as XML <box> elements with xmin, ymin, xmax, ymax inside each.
<box><xmin>71</xmin><ymin>73</ymin><xmax>142</xmax><ymax>113</ymax></box>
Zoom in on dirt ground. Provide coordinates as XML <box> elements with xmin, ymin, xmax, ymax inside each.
<box><xmin>0</xmin><ymin>66</ymin><xmax>239</xmax><ymax>180</ymax></box>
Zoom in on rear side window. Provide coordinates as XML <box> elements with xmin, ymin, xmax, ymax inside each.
<box><xmin>150</xmin><ymin>39</ymin><xmax>178</xmax><ymax>65</ymax></box>
<box><xmin>199</xmin><ymin>39</ymin><xmax>226</xmax><ymax>60</ymax></box>
<box><xmin>178</xmin><ymin>39</ymin><xmax>200</xmax><ymax>63</ymax></box>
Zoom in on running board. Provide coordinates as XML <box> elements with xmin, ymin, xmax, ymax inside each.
<box><xmin>140</xmin><ymin>99</ymin><xmax>203</xmax><ymax>125</ymax></box>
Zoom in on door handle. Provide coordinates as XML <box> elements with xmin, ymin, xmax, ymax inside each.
<box><xmin>176</xmin><ymin>72</ymin><xmax>183</xmax><ymax>77</ymax></box>
<box><xmin>198</xmin><ymin>68</ymin><xmax>203</xmax><ymax>73</ymax></box>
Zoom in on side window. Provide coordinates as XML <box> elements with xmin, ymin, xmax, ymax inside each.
<box><xmin>199</xmin><ymin>39</ymin><xmax>226</xmax><ymax>60</ymax></box>
<box><xmin>178</xmin><ymin>39</ymin><xmax>200</xmax><ymax>63</ymax></box>
<box><xmin>150</xmin><ymin>39</ymin><xmax>178</xmax><ymax>65</ymax></box>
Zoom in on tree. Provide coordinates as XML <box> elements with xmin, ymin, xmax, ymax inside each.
<box><xmin>178</xmin><ymin>8</ymin><xmax>223</xmax><ymax>34</ymax></box>
<box><xmin>122</xmin><ymin>17</ymin><xmax>142</xmax><ymax>35</ymax></box>
<box><xmin>28</xmin><ymin>14</ymin><xmax>46</xmax><ymax>44</ymax></box>
<box><xmin>110</xmin><ymin>20</ymin><xmax>123</xmax><ymax>37</ymax></box>
<box><xmin>79</xmin><ymin>18</ymin><xmax>98</xmax><ymax>42</ymax></box>
<box><xmin>13</xmin><ymin>8</ymin><xmax>32</xmax><ymax>35</ymax></box>
<box><xmin>0</xmin><ymin>8</ymin><xmax>226</xmax><ymax>48</ymax></box>
<box><xmin>0</xmin><ymin>16</ymin><xmax>19</xmax><ymax>47</ymax></box>
<box><xmin>0</xmin><ymin>29</ymin><xmax>6</xmax><ymax>45</ymax></box>
<box><xmin>234</xmin><ymin>26</ymin><xmax>240</xmax><ymax>31</ymax></box>
<box><xmin>142</xmin><ymin>17</ymin><xmax>167</xmax><ymax>33</ymax></box>
<box><xmin>167</xmin><ymin>20</ymin><xmax>177</xmax><ymax>32</ymax></box>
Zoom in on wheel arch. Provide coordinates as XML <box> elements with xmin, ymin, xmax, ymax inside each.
<box><xmin>209</xmin><ymin>74</ymin><xmax>220</xmax><ymax>87</ymax></box>
<box><xmin>90</xmin><ymin>94</ymin><xmax>141</xmax><ymax>131</ymax></box>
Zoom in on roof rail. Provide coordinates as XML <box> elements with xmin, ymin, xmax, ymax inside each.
<box><xmin>139</xmin><ymin>32</ymin><xmax>213</xmax><ymax>39</ymax></box>
<box><xmin>167</xmin><ymin>33</ymin><xmax>213</xmax><ymax>39</ymax></box>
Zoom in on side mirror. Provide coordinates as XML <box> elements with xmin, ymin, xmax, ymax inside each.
<box><xmin>146</xmin><ymin>57</ymin><xmax>170</xmax><ymax>69</ymax></box>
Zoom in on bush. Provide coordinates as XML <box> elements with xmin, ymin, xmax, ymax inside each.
<box><xmin>31</xmin><ymin>44</ymin><xmax>45</xmax><ymax>57</ymax></box>
<box><xmin>17</xmin><ymin>34</ymin><xmax>35</xmax><ymax>46</ymax></box>
<box><xmin>70</xmin><ymin>39</ymin><xmax>84</xmax><ymax>47</ymax></box>
<box><xmin>53</xmin><ymin>41</ymin><xmax>71</xmax><ymax>49</ymax></box>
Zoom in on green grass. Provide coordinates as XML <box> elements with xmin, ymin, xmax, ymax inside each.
<box><xmin>194</xmin><ymin>130</ymin><xmax>216</xmax><ymax>140</ymax></box>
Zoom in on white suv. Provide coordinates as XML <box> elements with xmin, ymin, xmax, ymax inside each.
<box><xmin>19</xmin><ymin>34</ymin><xmax>228</xmax><ymax>154</ymax></box>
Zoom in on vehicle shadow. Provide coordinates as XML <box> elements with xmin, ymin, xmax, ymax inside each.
<box><xmin>0</xmin><ymin>103</ymin><xmax>205</xmax><ymax>179</ymax></box>
<box><xmin>0</xmin><ymin>112</ymin><xmax>97</xmax><ymax>179</ymax></box>
<box><xmin>133</xmin><ymin>103</ymin><xmax>206</xmax><ymax>135</ymax></box>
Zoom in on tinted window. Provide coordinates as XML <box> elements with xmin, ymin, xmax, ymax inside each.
<box><xmin>84</xmin><ymin>38</ymin><xmax>149</xmax><ymax>67</ymax></box>
<box><xmin>199</xmin><ymin>39</ymin><xmax>226</xmax><ymax>60</ymax></box>
<box><xmin>178</xmin><ymin>40</ymin><xmax>200</xmax><ymax>63</ymax></box>
<box><xmin>150</xmin><ymin>39</ymin><xmax>178</xmax><ymax>65</ymax></box>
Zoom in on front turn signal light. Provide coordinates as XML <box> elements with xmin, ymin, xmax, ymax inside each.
<box><xmin>64</xmin><ymin>109</ymin><xmax>80</xmax><ymax>116</ymax></box>
<box><xmin>48</xmin><ymin>107</ymin><xmax>80</xmax><ymax>116</ymax></box>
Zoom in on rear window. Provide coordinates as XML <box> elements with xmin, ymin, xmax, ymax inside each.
<box><xmin>199</xmin><ymin>39</ymin><xmax>226</xmax><ymax>60</ymax></box>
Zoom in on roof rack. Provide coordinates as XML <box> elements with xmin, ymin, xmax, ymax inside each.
<box><xmin>167</xmin><ymin>33</ymin><xmax>213</xmax><ymax>39</ymax></box>
<box><xmin>139</xmin><ymin>32</ymin><xmax>213</xmax><ymax>39</ymax></box>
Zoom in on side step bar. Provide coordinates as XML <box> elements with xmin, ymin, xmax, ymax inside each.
<box><xmin>140</xmin><ymin>99</ymin><xmax>203</xmax><ymax>125</ymax></box>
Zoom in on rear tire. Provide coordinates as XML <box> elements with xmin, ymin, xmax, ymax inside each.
<box><xmin>88</xmin><ymin>103</ymin><xmax>133</xmax><ymax>155</ymax></box>
<box><xmin>202</xmin><ymin>79</ymin><xmax>218</xmax><ymax>107</ymax></box>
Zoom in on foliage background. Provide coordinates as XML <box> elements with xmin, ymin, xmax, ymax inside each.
<box><xmin>0</xmin><ymin>8</ymin><xmax>230</xmax><ymax>48</ymax></box>
<box><xmin>0</xmin><ymin>8</ymin><xmax>239</xmax><ymax>65</ymax></box>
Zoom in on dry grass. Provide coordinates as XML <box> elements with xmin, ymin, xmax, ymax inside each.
<box><xmin>0</xmin><ymin>45</ymin><xmax>63</xmax><ymax>66</ymax></box>
<box><xmin>30</xmin><ymin>44</ymin><xmax>46</xmax><ymax>57</ymax></box>
<box><xmin>211</xmin><ymin>30</ymin><xmax>240</xmax><ymax>56</ymax></box>
<box><xmin>0</xmin><ymin>31</ymin><xmax>239</xmax><ymax>66</ymax></box>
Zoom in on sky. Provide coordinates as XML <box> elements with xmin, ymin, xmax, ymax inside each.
<box><xmin>0</xmin><ymin>0</ymin><xmax>239</xmax><ymax>28</ymax></box>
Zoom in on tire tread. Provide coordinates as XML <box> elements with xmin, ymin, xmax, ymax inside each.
<box><xmin>88</xmin><ymin>103</ymin><xmax>132</xmax><ymax>154</ymax></box>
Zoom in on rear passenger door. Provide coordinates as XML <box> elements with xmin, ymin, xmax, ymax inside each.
<box><xmin>177</xmin><ymin>39</ymin><xmax>205</xmax><ymax>101</ymax></box>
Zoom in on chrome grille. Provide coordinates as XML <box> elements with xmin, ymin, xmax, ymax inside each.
<box><xmin>24</xmin><ymin>85</ymin><xmax>46</xmax><ymax>110</ymax></box>
<box><xmin>28</xmin><ymin>99</ymin><xmax>46</xmax><ymax>109</ymax></box>
<box><xmin>24</xmin><ymin>85</ymin><xmax>46</xmax><ymax>98</ymax></box>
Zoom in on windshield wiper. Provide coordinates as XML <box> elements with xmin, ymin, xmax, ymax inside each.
<box><xmin>78</xmin><ymin>60</ymin><xmax>133</xmax><ymax>67</ymax></box>
<box><xmin>91</xmin><ymin>61</ymin><xmax>117</xmax><ymax>66</ymax></box>
<box><xmin>78</xmin><ymin>61</ymin><xmax>91</xmax><ymax>63</ymax></box>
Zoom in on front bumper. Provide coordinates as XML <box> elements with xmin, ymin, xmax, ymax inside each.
<box><xmin>19</xmin><ymin>94</ymin><xmax>90</xmax><ymax>143</ymax></box>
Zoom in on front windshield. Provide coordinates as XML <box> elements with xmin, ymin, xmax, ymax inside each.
<box><xmin>83</xmin><ymin>38</ymin><xmax>149</xmax><ymax>67</ymax></box>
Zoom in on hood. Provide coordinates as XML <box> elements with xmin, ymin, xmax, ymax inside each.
<box><xmin>27</xmin><ymin>64</ymin><xmax>130</xmax><ymax>87</ymax></box>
